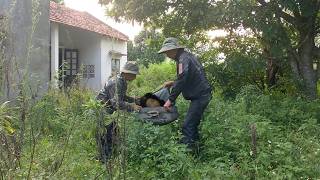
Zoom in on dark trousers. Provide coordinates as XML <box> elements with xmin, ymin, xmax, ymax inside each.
<box><xmin>96</xmin><ymin>121</ymin><xmax>118</xmax><ymax>163</ymax></box>
<box><xmin>181</xmin><ymin>93</ymin><xmax>211</xmax><ymax>149</ymax></box>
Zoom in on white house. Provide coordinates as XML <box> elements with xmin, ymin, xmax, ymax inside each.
<box><xmin>50</xmin><ymin>1</ymin><xmax>128</xmax><ymax>91</ymax></box>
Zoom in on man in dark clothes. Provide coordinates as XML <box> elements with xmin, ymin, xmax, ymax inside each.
<box><xmin>96</xmin><ymin>61</ymin><xmax>141</xmax><ymax>162</ymax></box>
<box><xmin>158</xmin><ymin>37</ymin><xmax>212</xmax><ymax>151</ymax></box>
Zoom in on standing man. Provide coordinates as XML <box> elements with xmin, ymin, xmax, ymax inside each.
<box><xmin>96</xmin><ymin>61</ymin><xmax>141</xmax><ymax>162</ymax></box>
<box><xmin>158</xmin><ymin>37</ymin><xmax>212</xmax><ymax>152</ymax></box>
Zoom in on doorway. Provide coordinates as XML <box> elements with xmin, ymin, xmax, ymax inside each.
<box><xmin>59</xmin><ymin>48</ymin><xmax>79</xmax><ymax>88</ymax></box>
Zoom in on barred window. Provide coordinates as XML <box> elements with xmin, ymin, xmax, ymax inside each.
<box><xmin>83</xmin><ymin>65</ymin><xmax>95</xmax><ymax>79</ymax></box>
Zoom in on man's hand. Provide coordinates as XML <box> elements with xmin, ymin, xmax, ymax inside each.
<box><xmin>163</xmin><ymin>81</ymin><xmax>174</xmax><ymax>88</ymax></box>
<box><xmin>132</xmin><ymin>104</ymin><xmax>142</xmax><ymax>112</ymax></box>
<box><xmin>163</xmin><ymin>100</ymin><xmax>172</xmax><ymax>111</ymax></box>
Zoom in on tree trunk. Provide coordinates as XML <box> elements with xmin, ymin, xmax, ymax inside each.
<box><xmin>263</xmin><ymin>48</ymin><xmax>279</xmax><ymax>88</ymax></box>
<box><xmin>266</xmin><ymin>57</ymin><xmax>279</xmax><ymax>88</ymax></box>
<box><xmin>317</xmin><ymin>59</ymin><xmax>320</xmax><ymax>80</ymax></box>
<box><xmin>298</xmin><ymin>31</ymin><xmax>318</xmax><ymax>99</ymax></box>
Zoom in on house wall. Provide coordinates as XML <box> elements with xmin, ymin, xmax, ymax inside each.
<box><xmin>100</xmin><ymin>38</ymin><xmax>127</xmax><ymax>88</ymax></box>
<box><xmin>58</xmin><ymin>24</ymin><xmax>102</xmax><ymax>91</ymax></box>
<box><xmin>51</xmin><ymin>24</ymin><xmax>127</xmax><ymax>92</ymax></box>
<box><xmin>0</xmin><ymin>0</ymin><xmax>50</xmax><ymax>102</ymax></box>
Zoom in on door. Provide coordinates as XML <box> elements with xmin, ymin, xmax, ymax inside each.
<box><xmin>63</xmin><ymin>49</ymin><xmax>79</xmax><ymax>87</ymax></box>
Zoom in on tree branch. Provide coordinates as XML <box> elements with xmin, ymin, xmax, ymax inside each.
<box><xmin>256</xmin><ymin>0</ymin><xmax>297</xmax><ymax>26</ymax></box>
<box><xmin>288</xmin><ymin>0</ymin><xmax>302</xmax><ymax>18</ymax></box>
<box><xmin>276</xmin><ymin>10</ymin><xmax>297</xmax><ymax>26</ymax></box>
<box><xmin>256</xmin><ymin>0</ymin><xmax>267</xmax><ymax>6</ymax></box>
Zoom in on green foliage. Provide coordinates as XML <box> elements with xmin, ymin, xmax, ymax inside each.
<box><xmin>128</xmin><ymin>29</ymin><xmax>165</xmax><ymax>66</ymax></box>
<box><xmin>128</xmin><ymin>66</ymin><xmax>320</xmax><ymax>179</ymax></box>
<box><xmin>101</xmin><ymin>0</ymin><xmax>320</xmax><ymax>99</ymax></box>
<box><xmin>205</xmin><ymin>36</ymin><xmax>268</xmax><ymax>98</ymax></box>
<box><xmin>0</xmin><ymin>101</ymin><xmax>15</xmax><ymax>135</ymax></box>
<box><xmin>125</xmin><ymin>120</ymin><xmax>193</xmax><ymax>179</ymax></box>
<box><xmin>128</xmin><ymin>62</ymin><xmax>176</xmax><ymax>96</ymax></box>
<box><xmin>318</xmin><ymin>81</ymin><xmax>320</xmax><ymax>95</ymax></box>
<box><xmin>100</xmin><ymin>0</ymin><xmax>218</xmax><ymax>35</ymax></box>
<box><xmin>10</xmin><ymin>88</ymin><xmax>107</xmax><ymax>179</ymax></box>
<box><xmin>200</xmin><ymin>85</ymin><xmax>320</xmax><ymax>179</ymax></box>
<box><xmin>2</xmin><ymin>64</ymin><xmax>320</xmax><ymax>179</ymax></box>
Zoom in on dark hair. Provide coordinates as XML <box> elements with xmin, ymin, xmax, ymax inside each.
<box><xmin>140</xmin><ymin>93</ymin><xmax>165</xmax><ymax>107</ymax></box>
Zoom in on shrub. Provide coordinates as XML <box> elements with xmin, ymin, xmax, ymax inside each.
<box><xmin>2</xmin><ymin>64</ymin><xmax>320</xmax><ymax>179</ymax></box>
<box><xmin>129</xmin><ymin>62</ymin><xmax>176</xmax><ymax>96</ymax></box>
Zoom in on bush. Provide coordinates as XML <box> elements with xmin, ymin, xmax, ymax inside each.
<box><xmin>200</xmin><ymin>85</ymin><xmax>320</xmax><ymax>179</ymax></box>
<box><xmin>129</xmin><ymin>62</ymin><xmax>176</xmax><ymax>96</ymax></box>
<box><xmin>2</xmin><ymin>64</ymin><xmax>320</xmax><ymax>179</ymax></box>
<box><xmin>125</xmin><ymin>120</ymin><xmax>193</xmax><ymax>179</ymax></box>
<box><xmin>12</xmin><ymin>88</ymin><xmax>105</xmax><ymax>179</ymax></box>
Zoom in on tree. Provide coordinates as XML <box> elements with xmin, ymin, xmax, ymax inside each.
<box><xmin>241</xmin><ymin>0</ymin><xmax>320</xmax><ymax>99</ymax></box>
<box><xmin>100</xmin><ymin>0</ymin><xmax>320</xmax><ymax>99</ymax></box>
<box><xmin>128</xmin><ymin>29</ymin><xmax>165</xmax><ymax>67</ymax></box>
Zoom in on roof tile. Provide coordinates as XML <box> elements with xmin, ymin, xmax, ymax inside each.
<box><xmin>49</xmin><ymin>1</ymin><xmax>129</xmax><ymax>41</ymax></box>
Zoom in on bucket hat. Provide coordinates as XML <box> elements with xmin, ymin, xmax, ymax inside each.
<box><xmin>158</xmin><ymin>37</ymin><xmax>184</xmax><ymax>54</ymax></box>
<box><xmin>121</xmin><ymin>61</ymin><xmax>139</xmax><ymax>75</ymax></box>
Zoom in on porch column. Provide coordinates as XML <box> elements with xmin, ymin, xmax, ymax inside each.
<box><xmin>50</xmin><ymin>22</ymin><xmax>59</xmax><ymax>87</ymax></box>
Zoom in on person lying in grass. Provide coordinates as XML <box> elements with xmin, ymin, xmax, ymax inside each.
<box><xmin>137</xmin><ymin>88</ymin><xmax>179</xmax><ymax>126</ymax></box>
<box><xmin>140</xmin><ymin>87</ymin><xmax>170</xmax><ymax>108</ymax></box>
<box><xmin>140</xmin><ymin>93</ymin><xmax>165</xmax><ymax>108</ymax></box>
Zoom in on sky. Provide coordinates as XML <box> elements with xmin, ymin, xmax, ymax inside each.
<box><xmin>63</xmin><ymin>0</ymin><xmax>227</xmax><ymax>40</ymax></box>
<box><xmin>64</xmin><ymin>0</ymin><xmax>142</xmax><ymax>40</ymax></box>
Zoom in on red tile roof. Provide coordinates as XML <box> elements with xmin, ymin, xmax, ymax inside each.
<box><xmin>49</xmin><ymin>1</ymin><xmax>129</xmax><ymax>41</ymax></box>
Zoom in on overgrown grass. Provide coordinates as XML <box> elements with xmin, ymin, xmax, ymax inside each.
<box><xmin>11</xmin><ymin>89</ymin><xmax>105</xmax><ymax>179</ymax></box>
<box><xmin>1</xmin><ymin>62</ymin><xmax>320</xmax><ymax>179</ymax></box>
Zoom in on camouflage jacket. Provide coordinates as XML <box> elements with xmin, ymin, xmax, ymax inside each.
<box><xmin>96</xmin><ymin>74</ymin><xmax>135</xmax><ymax>112</ymax></box>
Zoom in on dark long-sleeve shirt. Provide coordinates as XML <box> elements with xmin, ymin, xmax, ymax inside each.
<box><xmin>169</xmin><ymin>50</ymin><xmax>212</xmax><ymax>102</ymax></box>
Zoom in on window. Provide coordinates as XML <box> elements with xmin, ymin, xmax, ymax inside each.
<box><xmin>83</xmin><ymin>65</ymin><xmax>95</xmax><ymax>79</ymax></box>
<box><xmin>111</xmin><ymin>58</ymin><xmax>120</xmax><ymax>74</ymax></box>
<box><xmin>61</xmin><ymin>49</ymin><xmax>79</xmax><ymax>87</ymax></box>
<box><xmin>64</xmin><ymin>49</ymin><xmax>78</xmax><ymax>76</ymax></box>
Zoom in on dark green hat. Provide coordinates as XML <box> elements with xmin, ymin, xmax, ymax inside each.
<box><xmin>121</xmin><ymin>61</ymin><xmax>139</xmax><ymax>75</ymax></box>
<box><xmin>158</xmin><ymin>37</ymin><xmax>184</xmax><ymax>54</ymax></box>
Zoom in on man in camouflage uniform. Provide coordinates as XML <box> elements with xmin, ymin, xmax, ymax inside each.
<box><xmin>96</xmin><ymin>61</ymin><xmax>141</xmax><ymax>162</ymax></box>
<box><xmin>97</xmin><ymin>61</ymin><xmax>141</xmax><ymax>112</ymax></box>
<box><xmin>158</xmin><ymin>37</ymin><xmax>212</xmax><ymax>152</ymax></box>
